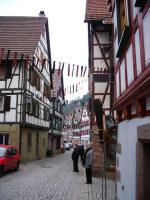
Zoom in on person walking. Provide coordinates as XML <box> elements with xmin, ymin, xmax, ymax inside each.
<box><xmin>83</xmin><ymin>142</ymin><xmax>94</xmax><ymax>184</ymax></box>
<box><xmin>71</xmin><ymin>144</ymin><xmax>80</xmax><ymax>172</ymax></box>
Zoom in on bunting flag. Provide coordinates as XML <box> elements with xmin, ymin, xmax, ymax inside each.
<box><xmin>72</xmin><ymin>64</ymin><xmax>75</xmax><ymax>77</ymax></box>
<box><xmin>68</xmin><ymin>64</ymin><xmax>70</xmax><ymax>76</ymax></box>
<box><xmin>58</xmin><ymin>62</ymin><xmax>61</xmax><ymax>75</ymax></box>
<box><xmin>64</xmin><ymin>88</ymin><xmax>66</xmax><ymax>96</ymax></box>
<box><xmin>52</xmin><ymin>61</ymin><xmax>56</xmax><ymax>73</ymax></box>
<box><xmin>5</xmin><ymin>50</ymin><xmax>10</xmax><ymax>62</ymax></box>
<box><xmin>61</xmin><ymin>63</ymin><xmax>64</xmax><ymax>74</ymax></box>
<box><xmin>41</xmin><ymin>59</ymin><xmax>46</xmax><ymax>72</ymax></box>
<box><xmin>76</xmin><ymin>83</ymin><xmax>78</xmax><ymax>92</ymax></box>
<box><xmin>73</xmin><ymin>85</ymin><xmax>74</xmax><ymax>94</ymax></box>
<box><xmin>83</xmin><ymin>66</ymin><xmax>87</xmax><ymax>77</ymax></box>
<box><xmin>25</xmin><ymin>55</ymin><xmax>29</xmax><ymax>69</ymax></box>
<box><xmin>81</xmin><ymin>66</ymin><xmax>83</xmax><ymax>77</ymax></box>
<box><xmin>12</xmin><ymin>52</ymin><xmax>17</xmax><ymax>67</ymax></box>
<box><xmin>70</xmin><ymin>86</ymin><xmax>71</xmax><ymax>94</ymax></box>
<box><xmin>0</xmin><ymin>48</ymin><xmax>4</xmax><ymax>65</ymax></box>
<box><xmin>76</xmin><ymin>65</ymin><xmax>79</xmax><ymax>77</ymax></box>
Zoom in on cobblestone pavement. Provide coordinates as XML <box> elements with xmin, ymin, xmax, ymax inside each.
<box><xmin>0</xmin><ymin>151</ymin><xmax>115</xmax><ymax>200</ymax></box>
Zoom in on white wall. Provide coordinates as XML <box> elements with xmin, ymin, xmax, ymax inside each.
<box><xmin>117</xmin><ymin>117</ymin><xmax>150</xmax><ymax>200</ymax></box>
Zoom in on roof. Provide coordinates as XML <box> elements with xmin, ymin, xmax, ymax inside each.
<box><xmin>0</xmin><ymin>16</ymin><xmax>48</xmax><ymax>58</ymax></box>
<box><xmin>85</xmin><ymin>0</ymin><xmax>112</xmax><ymax>23</ymax></box>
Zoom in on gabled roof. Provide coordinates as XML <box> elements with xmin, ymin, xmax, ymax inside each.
<box><xmin>85</xmin><ymin>0</ymin><xmax>112</xmax><ymax>24</ymax></box>
<box><xmin>0</xmin><ymin>16</ymin><xmax>48</xmax><ymax>57</ymax></box>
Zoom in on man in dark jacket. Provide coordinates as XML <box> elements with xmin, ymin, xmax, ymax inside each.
<box><xmin>71</xmin><ymin>144</ymin><xmax>80</xmax><ymax>172</ymax></box>
<box><xmin>83</xmin><ymin>142</ymin><xmax>94</xmax><ymax>184</ymax></box>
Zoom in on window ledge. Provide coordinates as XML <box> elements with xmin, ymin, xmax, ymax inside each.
<box><xmin>116</xmin><ymin>26</ymin><xmax>131</xmax><ymax>58</ymax></box>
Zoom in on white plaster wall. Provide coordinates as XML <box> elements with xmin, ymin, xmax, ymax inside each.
<box><xmin>126</xmin><ymin>44</ymin><xmax>134</xmax><ymax>85</ymax></box>
<box><xmin>95</xmin><ymin>82</ymin><xmax>110</xmax><ymax>93</ymax></box>
<box><xmin>5</xmin><ymin>109</ymin><xmax>16</xmax><ymax>122</ymax></box>
<box><xmin>135</xmin><ymin>29</ymin><xmax>142</xmax><ymax>76</ymax></box>
<box><xmin>120</xmin><ymin>59</ymin><xmax>126</xmax><ymax>93</ymax></box>
<box><xmin>116</xmin><ymin>71</ymin><xmax>119</xmax><ymax>98</ymax></box>
<box><xmin>143</xmin><ymin>9</ymin><xmax>150</xmax><ymax>65</ymax></box>
<box><xmin>94</xmin><ymin>32</ymin><xmax>110</xmax><ymax>44</ymax></box>
<box><xmin>132</xmin><ymin>0</ymin><xmax>138</xmax><ymax>19</ymax></box>
<box><xmin>114</xmin><ymin>5</ymin><xmax>117</xmax><ymax>31</ymax></box>
<box><xmin>117</xmin><ymin>117</ymin><xmax>150</xmax><ymax>200</ymax></box>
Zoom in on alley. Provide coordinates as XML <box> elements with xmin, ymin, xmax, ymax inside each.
<box><xmin>0</xmin><ymin>151</ymin><xmax>115</xmax><ymax>200</ymax></box>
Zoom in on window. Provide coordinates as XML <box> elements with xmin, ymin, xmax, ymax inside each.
<box><xmin>0</xmin><ymin>134</ymin><xmax>9</xmax><ymax>145</ymax></box>
<box><xmin>29</xmin><ymin>68</ymin><xmax>41</xmax><ymax>90</ymax></box>
<box><xmin>0</xmin><ymin>96</ymin><xmax>11</xmax><ymax>112</ymax></box>
<box><xmin>55</xmin><ymin>101</ymin><xmax>58</xmax><ymax>111</ymax></box>
<box><xmin>43</xmin><ymin>107</ymin><xmax>49</xmax><ymax>121</ymax></box>
<box><xmin>116</xmin><ymin>0</ymin><xmax>131</xmax><ymax>58</ymax></box>
<box><xmin>27</xmin><ymin>133</ymin><xmax>32</xmax><ymax>150</ymax></box>
<box><xmin>29</xmin><ymin>67</ymin><xmax>34</xmax><ymax>86</ymax></box>
<box><xmin>32</xmin><ymin>100</ymin><xmax>40</xmax><ymax>117</ymax></box>
<box><xmin>44</xmin><ymin>83</ymin><xmax>50</xmax><ymax>99</ymax></box>
<box><xmin>10</xmin><ymin>148</ymin><xmax>17</xmax><ymax>156</ymax></box>
<box><xmin>0</xmin><ymin>61</ymin><xmax>12</xmax><ymax>79</ymax></box>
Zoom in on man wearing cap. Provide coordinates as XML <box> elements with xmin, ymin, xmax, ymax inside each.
<box><xmin>83</xmin><ymin>142</ymin><xmax>94</xmax><ymax>184</ymax></box>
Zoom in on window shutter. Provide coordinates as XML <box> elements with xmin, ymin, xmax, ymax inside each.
<box><xmin>4</xmin><ymin>96</ymin><xmax>11</xmax><ymax>111</ymax></box>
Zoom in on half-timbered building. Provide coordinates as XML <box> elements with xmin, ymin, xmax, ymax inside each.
<box><xmin>110</xmin><ymin>0</ymin><xmax>150</xmax><ymax>199</ymax></box>
<box><xmin>85</xmin><ymin>0</ymin><xmax>114</xmax><ymax>176</ymax></box>
<box><xmin>49</xmin><ymin>68</ymin><xmax>64</xmax><ymax>154</ymax></box>
<box><xmin>0</xmin><ymin>12</ymin><xmax>52</xmax><ymax>161</ymax></box>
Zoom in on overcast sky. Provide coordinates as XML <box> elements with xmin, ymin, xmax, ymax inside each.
<box><xmin>0</xmin><ymin>0</ymin><xmax>89</xmax><ymax>101</ymax></box>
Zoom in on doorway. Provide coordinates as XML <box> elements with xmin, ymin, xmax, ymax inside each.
<box><xmin>143</xmin><ymin>143</ymin><xmax>150</xmax><ymax>200</ymax></box>
<box><xmin>36</xmin><ymin>133</ymin><xmax>39</xmax><ymax>159</ymax></box>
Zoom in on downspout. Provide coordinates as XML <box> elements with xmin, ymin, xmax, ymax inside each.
<box><xmin>19</xmin><ymin>54</ymin><xmax>24</xmax><ymax>154</ymax></box>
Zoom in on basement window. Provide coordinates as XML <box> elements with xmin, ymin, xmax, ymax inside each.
<box><xmin>116</xmin><ymin>0</ymin><xmax>131</xmax><ymax>58</ymax></box>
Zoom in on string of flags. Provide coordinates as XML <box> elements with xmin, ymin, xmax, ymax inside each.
<box><xmin>0</xmin><ymin>48</ymin><xmax>88</xmax><ymax>78</ymax></box>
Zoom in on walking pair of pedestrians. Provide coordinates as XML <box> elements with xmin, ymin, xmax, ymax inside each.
<box><xmin>71</xmin><ymin>142</ymin><xmax>94</xmax><ymax>184</ymax></box>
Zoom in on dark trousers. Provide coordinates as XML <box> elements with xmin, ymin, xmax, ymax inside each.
<box><xmin>73</xmin><ymin>159</ymin><xmax>79</xmax><ymax>172</ymax></box>
<box><xmin>86</xmin><ymin>168</ymin><xmax>92</xmax><ymax>183</ymax></box>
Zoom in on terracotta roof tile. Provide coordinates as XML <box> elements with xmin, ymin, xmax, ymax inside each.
<box><xmin>85</xmin><ymin>0</ymin><xmax>112</xmax><ymax>23</ymax></box>
<box><xmin>0</xmin><ymin>16</ymin><xmax>47</xmax><ymax>57</ymax></box>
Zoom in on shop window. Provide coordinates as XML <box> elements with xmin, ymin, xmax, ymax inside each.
<box><xmin>0</xmin><ymin>96</ymin><xmax>11</xmax><ymax>112</ymax></box>
<box><xmin>116</xmin><ymin>0</ymin><xmax>131</xmax><ymax>58</ymax></box>
<box><xmin>0</xmin><ymin>61</ymin><xmax>12</xmax><ymax>79</ymax></box>
<box><xmin>27</xmin><ymin>133</ymin><xmax>32</xmax><ymax>150</ymax></box>
<box><xmin>0</xmin><ymin>134</ymin><xmax>9</xmax><ymax>145</ymax></box>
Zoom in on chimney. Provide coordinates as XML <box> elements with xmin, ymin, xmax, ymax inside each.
<box><xmin>39</xmin><ymin>11</ymin><xmax>45</xmax><ymax>17</ymax></box>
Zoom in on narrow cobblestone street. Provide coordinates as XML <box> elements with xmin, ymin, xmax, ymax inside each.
<box><xmin>0</xmin><ymin>151</ymin><xmax>115</xmax><ymax>200</ymax></box>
